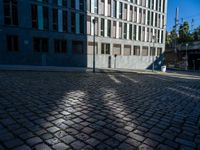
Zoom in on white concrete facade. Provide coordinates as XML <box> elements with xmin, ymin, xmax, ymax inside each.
<box><xmin>87</xmin><ymin>0</ymin><xmax>168</xmax><ymax>70</ymax></box>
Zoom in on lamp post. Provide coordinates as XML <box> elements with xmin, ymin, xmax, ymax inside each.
<box><xmin>92</xmin><ymin>18</ymin><xmax>97</xmax><ymax>73</ymax></box>
<box><xmin>152</xmin><ymin>35</ymin><xmax>156</xmax><ymax>72</ymax></box>
<box><xmin>185</xmin><ymin>43</ymin><xmax>188</xmax><ymax>71</ymax></box>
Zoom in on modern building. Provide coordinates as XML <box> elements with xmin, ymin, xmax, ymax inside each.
<box><xmin>0</xmin><ymin>0</ymin><xmax>167</xmax><ymax>69</ymax></box>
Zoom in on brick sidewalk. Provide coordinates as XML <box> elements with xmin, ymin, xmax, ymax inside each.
<box><xmin>0</xmin><ymin>71</ymin><xmax>200</xmax><ymax>150</ymax></box>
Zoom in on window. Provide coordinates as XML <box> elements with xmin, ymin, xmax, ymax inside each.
<box><xmin>100</xmin><ymin>18</ymin><xmax>104</xmax><ymax>36</ymax></box>
<box><xmin>87</xmin><ymin>0</ymin><xmax>91</xmax><ymax>12</ymax></box>
<box><xmin>151</xmin><ymin>12</ymin><xmax>154</xmax><ymax>26</ymax></box>
<box><xmin>63</xmin><ymin>0</ymin><xmax>67</xmax><ymax>6</ymax></box>
<box><xmin>71</xmin><ymin>0</ymin><xmax>75</xmax><ymax>9</ymax></box>
<box><xmin>42</xmin><ymin>0</ymin><xmax>48</xmax><ymax>3</ymax></box>
<box><xmin>157</xmin><ymin>48</ymin><xmax>162</xmax><ymax>56</ymax></box>
<box><xmin>138</xmin><ymin>26</ymin><xmax>141</xmax><ymax>41</ymax></box>
<box><xmin>112</xmin><ymin>21</ymin><xmax>116</xmax><ymax>38</ymax></box>
<box><xmin>133</xmin><ymin>25</ymin><xmax>137</xmax><ymax>40</ymax></box>
<box><xmin>112</xmin><ymin>0</ymin><xmax>117</xmax><ymax>18</ymax></box>
<box><xmin>7</xmin><ymin>35</ymin><xmax>19</xmax><ymax>52</ymax></box>
<box><xmin>53</xmin><ymin>0</ymin><xmax>58</xmax><ymax>6</ymax></box>
<box><xmin>71</xmin><ymin>12</ymin><xmax>75</xmax><ymax>33</ymax></box>
<box><xmin>157</xmin><ymin>30</ymin><xmax>160</xmax><ymax>43</ymax></box>
<box><xmin>150</xmin><ymin>28</ymin><xmax>153</xmax><ymax>42</ymax></box>
<box><xmin>142</xmin><ymin>27</ymin><xmax>145</xmax><ymax>41</ymax></box>
<box><xmin>139</xmin><ymin>8</ymin><xmax>142</xmax><ymax>23</ymax></box>
<box><xmin>87</xmin><ymin>16</ymin><xmax>91</xmax><ymax>35</ymax></box>
<box><xmin>163</xmin><ymin>0</ymin><xmax>165</xmax><ymax>13</ymax></box>
<box><xmin>134</xmin><ymin>7</ymin><xmax>137</xmax><ymax>22</ymax></box>
<box><xmin>31</xmin><ymin>4</ymin><xmax>38</xmax><ymax>29</ymax></box>
<box><xmin>3</xmin><ymin>0</ymin><xmax>18</xmax><ymax>25</ymax></box>
<box><xmin>33</xmin><ymin>37</ymin><xmax>48</xmax><ymax>52</ymax></box>
<box><xmin>119</xmin><ymin>2</ymin><xmax>123</xmax><ymax>19</ymax></box>
<box><xmin>87</xmin><ymin>42</ymin><xmax>98</xmax><ymax>54</ymax></box>
<box><xmin>53</xmin><ymin>8</ymin><xmax>58</xmax><ymax>31</ymax></box>
<box><xmin>147</xmin><ymin>11</ymin><xmax>150</xmax><ymax>25</ymax></box>
<box><xmin>72</xmin><ymin>41</ymin><xmax>84</xmax><ymax>54</ymax></box>
<box><xmin>129</xmin><ymin>5</ymin><xmax>133</xmax><ymax>21</ymax></box>
<box><xmin>101</xmin><ymin>43</ymin><xmax>110</xmax><ymax>54</ymax></box>
<box><xmin>31</xmin><ymin>5</ymin><xmax>49</xmax><ymax>31</ymax></box>
<box><xmin>129</xmin><ymin>24</ymin><xmax>133</xmax><ymax>40</ymax></box>
<box><xmin>43</xmin><ymin>6</ymin><xmax>49</xmax><ymax>31</ymax></box>
<box><xmin>162</xmin><ymin>15</ymin><xmax>165</xmax><ymax>28</ymax></box>
<box><xmin>161</xmin><ymin>30</ymin><xmax>164</xmax><ymax>43</ymax></box>
<box><xmin>152</xmin><ymin>0</ymin><xmax>154</xmax><ymax>9</ymax></box>
<box><xmin>63</xmin><ymin>10</ymin><xmax>68</xmax><ymax>32</ymax></box>
<box><xmin>143</xmin><ymin>10</ymin><xmax>146</xmax><ymax>24</ymax></box>
<box><xmin>146</xmin><ymin>28</ymin><xmax>149</xmax><ymax>42</ymax></box>
<box><xmin>100</xmin><ymin>0</ymin><xmax>105</xmax><ymax>15</ymax></box>
<box><xmin>80</xmin><ymin>14</ymin><xmax>84</xmax><ymax>34</ymax></box>
<box><xmin>87</xmin><ymin>42</ymin><xmax>98</xmax><ymax>55</ymax></box>
<box><xmin>133</xmin><ymin>46</ymin><xmax>140</xmax><ymax>56</ymax></box>
<box><xmin>123</xmin><ymin>4</ymin><xmax>127</xmax><ymax>20</ymax></box>
<box><xmin>107</xmin><ymin>20</ymin><xmax>111</xmax><ymax>37</ymax></box>
<box><xmin>119</xmin><ymin>22</ymin><xmax>122</xmax><ymax>39</ymax></box>
<box><xmin>107</xmin><ymin>0</ymin><xmax>111</xmax><ymax>16</ymax></box>
<box><xmin>142</xmin><ymin>47</ymin><xmax>148</xmax><ymax>56</ymax></box>
<box><xmin>94</xmin><ymin>0</ymin><xmax>98</xmax><ymax>14</ymax></box>
<box><xmin>124</xmin><ymin>23</ymin><xmax>127</xmax><ymax>39</ymax></box>
<box><xmin>142</xmin><ymin>0</ymin><xmax>146</xmax><ymax>7</ymax></box>
<box><xmin>155</xmin><ymin>13</ymin><xmax>158</xmax><ymax>27</ymax></box>
<box><xmin>148</xmin><ymin>0</ymin><xmax>151</xmax><ymax>8</ymax></box>
<box><xmin>159</xmin><ymin>0</ymin><xmax>162</xmax><ymax>12</ymax></box>
<box><xmin>79</xmin><ymin>0</ymin><xmax>84</xmax><ymax>11</ymax></box>
<box><xmin>54</xmin><ymin>40</ymin><xmax>67</xmax><ymax>53</ymax></box>
<box><xmin>113</xmin><ymin>44</ymin><xmax>121</xmax><ymax>55</ymax></box>
<box><xmin>156</xmin><ymin>0</ymin><xmax>158</xmax><ymax>10</ymax></box>
<box><xmin>124</xmin><ymin>45</ymin><xmax>131</xmax><ymax>56</ymax></box>
<box><xmin>150</xmin><ymin>47</ymin><xmax>156</xmax><ymax>56</ymax></box>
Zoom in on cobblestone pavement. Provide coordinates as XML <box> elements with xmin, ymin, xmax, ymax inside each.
<box><xmin>0</xmin><ymin>71</ymin><xmax>200</xmax><ymax>150</ymax></box>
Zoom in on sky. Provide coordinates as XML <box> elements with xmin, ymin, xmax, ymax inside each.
<box><xmin>167</xmin><ymin>0</ymin><xmax>200</xmax><ymax>32</ymax></box>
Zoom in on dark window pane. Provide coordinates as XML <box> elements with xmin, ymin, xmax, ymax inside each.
<box><xmin>63</xmin><ymin>10</ymin><xmax>68</xmax><ymax>32</ymax></box>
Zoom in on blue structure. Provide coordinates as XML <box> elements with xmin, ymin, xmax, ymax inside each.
<box><xmin>0</xmin><ymin>0</ymin><xmax>87</xmax><ymax>67</ymax></box>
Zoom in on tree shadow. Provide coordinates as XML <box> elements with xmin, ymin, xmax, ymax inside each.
<box><xmin>147</xmin><ymin>54</ymin><xmax>165</xmax><ymax>71</ymax></box>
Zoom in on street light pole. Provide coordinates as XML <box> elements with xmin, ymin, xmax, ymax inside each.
<box><xmin>92</xmin><ymin>18</ymin><xmax>97</xmax><ymax>73</ymax></box>
<box><xmin>185</xmin><ymin>43</ymin><xmax>188</xmax><ymax>71</ymax></box>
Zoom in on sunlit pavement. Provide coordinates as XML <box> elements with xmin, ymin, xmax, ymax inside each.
<box><xmin>0</xmin><ymin>71</ymin><xmax>200</xmax><ymax>150</ymax></box>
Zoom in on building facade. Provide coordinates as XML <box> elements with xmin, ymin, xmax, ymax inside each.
<box><xmin>0</xmin><ymin>0</ymin><xmax>167</xmax><ymax>69</ymax></box>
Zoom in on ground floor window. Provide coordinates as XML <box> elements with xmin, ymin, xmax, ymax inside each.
<box><xmin>142</xmin><ymin>46</ymin><xmax>148</xmax><ymax>56</ymax></box>
<box><xmin>33</xmin><ymin>37</ymin><xmax>48</xmax><ymax>52</ymax></box>
<box><xmin>124</xmin><ymin>45</ymin><xmax>131</xmax><ymax>56</ymax></box>
<box><xmin>150</xmin><ymin>47</ymin><xmax>156</xmax><ymax>56</ymax></box>
<box><xmin>72</xmin><ymin>41</ymin><xmax>84</xmax><ymax>54</ymax></box>
<box><xmin>54</xmin><ymin>39</ymin><xmax>67</xmax><ymax>53</ymax></box>
<box><xmin>113</xmin><ymin>44</ymin><xmax>121</xmax><ymax>55</ymax></box>
<box><xmin>87</xmin><ymin>42</ymin><xmax>98</xmax><ymax>54</ymax></box>
<box><xmin>7</xmin><ymin>35</ymin><xmax>19</xmax><ymax>52</ymax></box>
<box><xmin>133</xmin><ymin>46</ymin><xmax>140</xmax><ymax>56</ymax></box>
<box><xmin>101</xmin><ymin>43</ymin><xmax>110</xmax><ymax>55</ymax></box>
<box><xmin>157</xmin><ymin>48</ymin><xmax>162</xmax><ymax>56</ymax></box>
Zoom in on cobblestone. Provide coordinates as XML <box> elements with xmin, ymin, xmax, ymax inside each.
<box><xmin>0</xmin><ymin>71</ymin><xmax>200</xmax><ymax>149</ymax></box>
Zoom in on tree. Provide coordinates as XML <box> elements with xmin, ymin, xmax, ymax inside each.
<box><xmin>193</xmin><ymin>26</ymin><xmax>200</xmax><ymax>41</ymax></box>
<box><xmin>178</xmin><ymin>21</ymin><xmax>192</xmax><ymax>43</ymax></box>
<box><xmin>166</xmin><ymin>29</ymin><xmax>177</xmax><ymax>48</ymax></box>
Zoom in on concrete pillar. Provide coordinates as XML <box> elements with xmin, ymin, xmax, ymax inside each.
<box><xmin>105</xmin><ymin>0</ymin><xmax>108</xmax><ymax>16</ymax></box>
